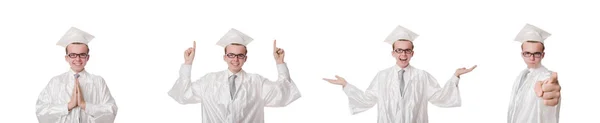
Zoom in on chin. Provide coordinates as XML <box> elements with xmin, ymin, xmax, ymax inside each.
<box><xmin>71</xmin><ymin>67</ymin><xmax>84</xmax><ymax>72</ymax></box>
<box><xmin>229</xmin><ymin>66</ymin><xmax>242</xmax><ymax>70</ymax></box>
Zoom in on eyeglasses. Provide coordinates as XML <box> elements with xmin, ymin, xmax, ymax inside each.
<box><xmin>226</xmin><ymin>53</ymin><xmax>247</xmax><ymax>59</ymax></box>
<box><xmin>522</xmin><ymin>52</ymin><xmax>543</xmax><ymax>58</ymax></box>
<box><xmin>67</xmin><ymin>53</ymin><xmax>89</xmax><ymax>58</ymax></box>
<box><xmin>394</xmin><ymin>48</ymin><xmax>413</xmax><ymax>54</ymax></box>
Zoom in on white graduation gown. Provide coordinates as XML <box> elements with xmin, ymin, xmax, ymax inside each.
<box><xmin>36</xmin><ymin>70</ymin><xmax>118</xmax><ymax>123</ymax></box>
<box><xmin>343</xmin><ymin>65</ymin><xmax>461</xmax><ymax>123</ymax></box>
<box><xmin>168</xmin><ymin>63</ymin><xmax>301</xmax><ymax>123</ymax></box>
<box><xmin>507</xmin><ymin>66</ymin><xmax>560</xmax><ymax>123</ymax></box>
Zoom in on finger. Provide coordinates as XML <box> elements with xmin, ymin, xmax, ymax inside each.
<box><xmin>542</xmin><ymin>91</ymin><xmax>560</xmax><ymax>100</ymax></box>
<box><xmin>547</xmin><ymin>72</ymin><xmax>558</xmax><ymax>84</ymax></box>
<box><xmin>278</xmin><ymin>49</ymin><xmax>284</xmax><ymax>54</ymax></box>
<box><xmin>273</xmin><ymin>40</ymin><xmax>277</xmax><ymax>50</ymax></box>
<box><xmin>190</xmin><ymin>48</ymin><xmax>196</xmax><ymax>56</ymax></box>
<box><xmin>543</xmin><ymin>99</ymin><xmax>559</xmax><ymax>106</ymax></box>
<box><xmin>76</xmin><ymin>82</ymin><xmax>81</xmax><ymax>94</ymax></box>
<box><xmin>335</xmin><ymin>75</ymin><xmax>344</xmax><ymax>80</ymax></box>
<box><xmin>542</xmin><ymin>83</ymin><xmax>561</xmax><ymax>92</ymax></box>
<box><xmin>534</xmin><ymin>81</ymin><xmax>543</xmax><ymax>97</ymax></box>
<box><xmin>193</xmin><ymin>41</ymin><xmax>196</xmax><ymax>49</ymax></box>
<box><xmin>322</xmin><ymin>78</ymin><xmax>337</xmax><ymax>83</ymax></box>
<box><xmin>468</xmin><ymin>65</ymin><xmax>478</xmax><ymax>71</ymax></box>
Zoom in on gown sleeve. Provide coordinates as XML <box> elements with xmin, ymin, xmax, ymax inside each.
<box><xmin>262</xmin><ymin>63</ymin><xmax>301</xmax><ymax>107</ymax></box>
<box><xmin>425</xmin><ymin>72</ymin><xmax>462</xmax><ymax>108</ymax></box>
<box><xmin>36</xmin><ymin>78</ymin><xmax>70</xmax><ymax>123</ymax></box>
<box><xmin>82</xmin><ymin>77</ymin><xmax>118</xmax><ymax>123</ymax></box>
<box><xmin>168</xmin><ymin>64</ymin><xmax>209</xmax><ymax>104</ymax></box>
<box><xmin>343</xmin><ymin>73</ymin><xmax>380</xmax><ymax>115</ymax></box>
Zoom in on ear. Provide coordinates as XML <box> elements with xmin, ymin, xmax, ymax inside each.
<box><xmin>391</xmin><ymin>51</ymin><xmax>395</xmax><ymax>58</ymax></box>
<box><xmin>65</xmin><ymin>55</ymin><xmax>69</xmax><ymax>62</ymax></box>
<box><xmin>223</xmin><ymin>55</ymin><xmax>227</xmax><ymax>62</ymax></box>
<box><xmin>541</xmin><ymin>52</ymin><xmax>545</xmax><ymax>59</ymax></box>
<box><xmin>86</xmin><ymin>55</ymin><xmax>90</xmax><ymax>61</ymax></box>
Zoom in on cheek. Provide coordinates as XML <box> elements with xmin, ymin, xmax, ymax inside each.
<box><xmin>67</xmin><ymin>58</ymin><xmax>75</xmax><ymax>63</ymax></box>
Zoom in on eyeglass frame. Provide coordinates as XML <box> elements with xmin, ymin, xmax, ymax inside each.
<box><xmin>66</xmin><ymin>53</ymin><xmax>89</xmax><ymax>58</ymax></box>
<box><xmin>225</xmin><ymin>53</ymin><xmax>247</xmax><ymax>59</ymax></box>
<box><xmin>393</xmin><ymin>48</ymin><xmax>414</xmax><ymax>54</ymax></box>
<box><xmin>522</xmin><ymin>52</ymin><xmax>544</xmax><ymax>58</ymax></box>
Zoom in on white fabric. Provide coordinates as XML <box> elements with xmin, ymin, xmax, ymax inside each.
<box><xmin>216</xmin><ymin>28</ymin><xmax>254</xmax><ymax>47</ymax></box>
<box><xmin>343</xmin><ymin>65</ymin><xmax>461</xmax><ymax>123</ymax></box>
<box><xmin>168</xmin><ymin>63</ymin><xmax>301</xmax><ymax>123</ymax></box>
<box><xmin>507</xmin><ymin>66</ymin><xmax>561</xmax><ymax>123</ymax></box>
<box><xmin>514</xmin><ymin>23</ymin><xmax>551</xmax><ymax>43</ymax></box>
<box><xmin>36</xmin><ymin>70</ymin><xmax>118</xmax><ymax>123</ymax></box>
<box><xmin>56</xmin><ymin>27</ymin><xmax>95</xmax><ymax>47</ymax></box>
<box><xmin>384</xmin><ymin>25</ymin><xmax>419</xmax><ymax>45</ymax></box>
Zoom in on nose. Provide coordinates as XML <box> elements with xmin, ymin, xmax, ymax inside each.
<box><xmin>74</xmin><ymin>57</ymin><xmax>83</xmax><ymax>62</ymax></box>
<box><xmin>399</xmin><ymin>52</ymin><xmax>408</xmax><ymax>57</ymax></box>
<box><xmin>527</xmin><ymin>55</ymin><xmax>536</xmax><ymax>60</ymax></box>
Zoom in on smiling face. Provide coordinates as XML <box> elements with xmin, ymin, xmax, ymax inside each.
<box><xmin>223</xmin><ymin>44</ymin><xmax>248</xmax><ymax>73</ymax></box>
<box><xmin>64</xmin><ymin>43</ymin><xmax>90</xmax><ymax>73</ymax></box>
<box><xmin>521</xmin><ymin>41</ymin><xmax>545</xmax><ymax>68</ymax></box>
<box><xmin>391</xmin><ymin>40</ymin><xmax>414</xmax><ymax>68</ymax></box>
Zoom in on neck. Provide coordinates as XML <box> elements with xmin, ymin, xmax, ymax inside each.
<box><xmin>228</xmin><ymin>68</ymin><xmax>242</xmax><ymax>74</ymax></box>
<box><xmin>527</xmin><ymin>64</ymin><xmax>542</xmax><ymax>69</ymax></box>
<box><xmin>397</xmin><ymin>63</ymin><xmax>409</xmax><ymax>69</ymax></box>
<box><xmin>71</xmin><ymin>68</ymin><xmax>84</xmax><ymax>74</ymax></box>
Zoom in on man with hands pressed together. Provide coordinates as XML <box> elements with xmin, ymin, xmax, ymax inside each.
<box><xmin>36</xmin><ymin>27</ymin><xmax>118</xmax><ymax>123</ymax></box>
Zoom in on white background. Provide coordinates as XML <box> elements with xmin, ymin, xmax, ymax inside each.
<box><xmin>0</xmin><ymin>0</ymin><xmax>598</xmax><ymax>122</ymax></box>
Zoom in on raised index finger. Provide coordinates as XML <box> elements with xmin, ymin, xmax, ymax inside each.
<box><xmin>193</xmin><ymin>41</ymin><xmax>196</xmax><ymax>49</ymax></box>
<box><xmin>273</xmin><ymin>40</ymin><xmax>277</xmax><ymax>50</ymax></box>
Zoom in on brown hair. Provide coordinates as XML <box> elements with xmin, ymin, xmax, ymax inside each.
<box><xmin>392</xmin><ymin>39</ymin><xmax>415</xmax><ymax>50</ymax></box>
<box><xmin>224</xmin><ymin>43</ymin><xmax>248</xmax><ymax>54</ymax></box>
<box><xmin>521</xmin><ymin>41</ymin><xmax>545</xmax><ymax>51</ymax></box>
<box><xmin>65</xmin><ymin>42</ymin><xmax>90</xmax><ymax>54</ymax></box>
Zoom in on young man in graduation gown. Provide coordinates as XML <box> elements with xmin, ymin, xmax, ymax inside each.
<box><xmin>507</xmin><ymin>24</ymin><xmax>561</xmax><ymax>123</ymax></box>
<box><xmin>323</xmin><ymin>25</ymin><xmax>476</xmax><ymax>123</ymax></box>
<box><xmin>36</xmin><ymin>27</ymin><xmax>118</xmax><ymax>123</ymax></box>
<box><xmin>168</xmin><ymin>28</ymin><xmax>301</xmax><ymax>123</ymax></box>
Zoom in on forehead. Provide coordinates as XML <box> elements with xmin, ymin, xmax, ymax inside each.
<box><xmin>66</xmin><ymin>44</ymin><xmax>89</xmax><ymax>53</ymax></box>
<box><xmin>225</xmin><ymin>45</ymin><xmax>247</xmax><ymax>53</ymax></box>
<box><xmin>393</xmin><ymin>41</ymin><xmax>413</xmax><ymax>49</ymax></box>
<box><xmin>521</xmin><ymin>42</ymin><xmax>544</xmax><ymax>52</ymax></box>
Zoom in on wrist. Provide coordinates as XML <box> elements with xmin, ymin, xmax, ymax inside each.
<box><xmin>68</xmin><ymin>102</ymin><xmax>75</xmax><ymax>111</ymax></box>
<box><xmin>80</xmin><ymin>102</ymin><xmax>86</xmax><ymax>110</ymax></box>
<box><xmin>276</xmin><ymin>60</ymin><xmax>284</xmax><ymax>64</ymax></box>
